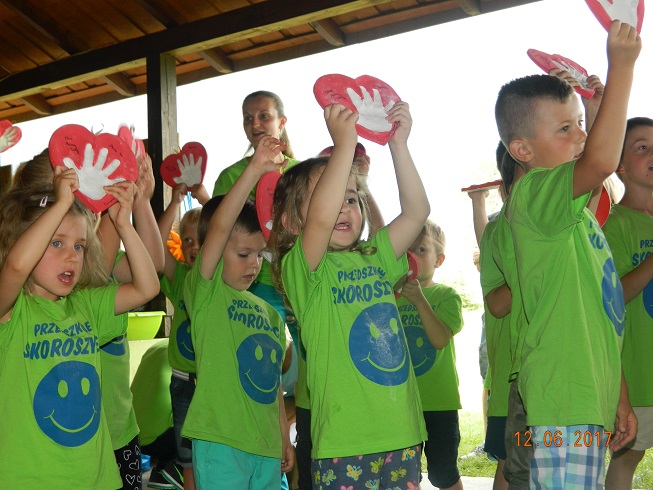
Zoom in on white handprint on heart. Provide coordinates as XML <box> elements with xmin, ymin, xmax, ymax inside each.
<box><xmin>173</xmin><ymin>154</ymin><xmax>203</xmax><ymax>187</ymax></box>
<box><xmin>0</xmin><ymin>126</ymin><xmax>19</xmax><ymax>152</ymax></box>
<box><xmin>596</xmin><ymin>0</ymin><xmax>640</xmax><ymax>29</ymax></box>
<box><xmin>552</xmin><ymin>60</ymin><xmax>590</xmax><ymax>89</ymax></box>
<box><xmin>346</xmin><ymin>86</ymin><xmax>395</xmax><ymax>132</ymax></box>
<box><xmin>63</xmin><ymin>143</ymin><xmax>125</xmax><ymax>200</ymax></box>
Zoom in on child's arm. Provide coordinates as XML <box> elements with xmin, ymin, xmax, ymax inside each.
<box><xmin>191</xmin><ymin>183</ymin><xmax>211</xmax><ymax>206</ymax></box>
<box><xmin>158</xmin><ymin>183</ymin><xmax>188</xmax><ymax>283</ymax></box>
<box><xmin>400</xmin><ymin>280</ymin><xmax>452</xmax><ymax>349</ymax></box>
<box><xmin>484</xmin><ymin>284</ymin><xmax>512</xmax><ymax>319</ymax></box>
<box><xmin>610</xmin><ymin>371</ymin><xmax>638</xmax><ymax>451</ymax></box>
<box><xmin>302</xmin><ymin>104</ymin><xmax>359</xmax><ymax>271</ymax></box>
<box><xmin>355</xmin><ymin>153</ymin><xmax>385</xmax><ymax>236</ymax></box>
<box><xmin>104</xmin><ymin>182</ymin><xmax>160</xmax><ymax>315</ymax></box>
<box><xmin>582</xmin><ymin>75</ymin><xmax>605</xmax><ymax>133</ymax></box>
<box><xmin>200</xmin><ymin>135</ymin><xmax>284</xmax><ymax>280</ymax></box>
<box><xmin>113</xmin><ymin>153</ymin><xmax>166</xmax><ymax>282</ymax></box>
<box><xmin>0</xmin><ymin>167</ymin><xmax>78</xmax><ymax>321</ymax></box>
<box><xmin>278</xmin><ymin>387</ymin><xmax>294</xmax><ymax>473</ymax></box>
<box><xmin>573</xmin><ymin>21</ymin><xmax>641</xmax><ymax>198</ymax></box>
<box><xmin>468</xmin><ymin>190</ymin><xmax>489</xmax><ymax>247</ymax></box>
<box><xmin>385</xmin><ymin>102</ymin><xmax>431</xmax><ymax>258</ymax></box>
<box><xmin>619</xmin><ymin>254</ymin><xmax>653</xmax><ymax>303</ymax></box>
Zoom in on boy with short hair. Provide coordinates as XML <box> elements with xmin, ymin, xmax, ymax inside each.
<box><xmin>494</xmin><ymin>21</ymin><xmax>640</xmax><ymax>488</ymax></box>
<box><xmin>395</xmin><ymin>220</ymin><xmax>464</xmax><ymax>490</ymax></box>
<box><xmin>604</xmin><ymin>117</ymin><xmax>653</xmax><ymax>489</ymax></box>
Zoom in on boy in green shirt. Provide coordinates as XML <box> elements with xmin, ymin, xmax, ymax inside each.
<box><xmin>494</xmin><ymin>21</ymin><xmax>640</xmax><ymax>488</ymax></box>
<box><xmin>396</xmin><ymin>220</ymin><xmax>464</xmax><ymax>490</ymax></box>
<box><xmin>604</xmin><ymin>117</ymin><xmax>653</xmax><ymax>489</ymax></box>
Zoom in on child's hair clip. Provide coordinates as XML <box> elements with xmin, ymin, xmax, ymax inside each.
<box><xmin>39</xmin><ymin>196</ymin><xmax>48</xmax><ymax>207</ymax></box>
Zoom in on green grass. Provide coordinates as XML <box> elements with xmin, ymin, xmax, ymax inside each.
<box><xmin>421</xmin><ymin>411</ymin><xmax>653</xmax><ymax>488</ymax></box>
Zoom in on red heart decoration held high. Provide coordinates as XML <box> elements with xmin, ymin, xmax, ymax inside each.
<box><xmin>395</xmin><ymin>251</ymin><xmax>419</xmax><ymax>298</ymax></box>
<box><xmin>256</xmin><ymin>171</ymin><xmax>281</xmax><ymax>240</ymax></box>
<box><xmin>118</xmin><ymin>124</ymin><xmax>146</xmax><ymax>159</ymax></box>
<box><xmin>314</xmin><ymin>74</ymin><xmax>401</xmax><ymax>145</ymax></box>
<box><xmin>585</xmin><ymin>0</ymin><xmax>644</xmax><ymax>33</ymax></box>
<box><xmin>528</xmin><ymin>49</ymin><xmax>596</xmax><ymax>99</ymax></box>
<box><xmin>160</xmin><ymin>142</ymin><xmax>207</xmax><ymax>190</ymax></box>
<box><xmin>0</xmin><ymin>120</ymin><xmax>22</xmax><ymax>152</ymax></box>
<box><xmin>49</xmin><ymin>124</ymin><xmax>138</xmax><ymax>214</ymax></box>
<box><xmin>461</xmin><ymin>179</ymin><xmax>503</xmax><ymax>193</ymax></box>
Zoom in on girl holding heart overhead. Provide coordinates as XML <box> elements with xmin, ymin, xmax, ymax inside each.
<box><xmin>269</xmin><ymin>101</ymin><xmax>429</xmax><ymax>489</ymax></box>
<box><xmin>0</xmin><ymin>165</ymin><xmax>160</xmax><ymax>489</ymax></box>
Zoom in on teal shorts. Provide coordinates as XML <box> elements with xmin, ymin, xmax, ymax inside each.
<box><xmin>192</xmin><ymin>440</ymin><xmax>281</xmax><ymax>489</ymax></box>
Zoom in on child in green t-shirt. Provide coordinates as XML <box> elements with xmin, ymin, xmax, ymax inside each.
<box><xmin>182</xmin><ymin>134</ymin><xmax>292</xmax><ymax>489</ymax></box>
<box><xmin>0</xmin><ymin>166</ymin><xmax>159</xmax><ymax>490</ymax></box>
<box><xmin>494</xmin><ymin>21</ymin><xmax>640</xmax><ymax>488</ymax></box>
<box><xmin>395</xmin><ymin>220</ymin><xmax>464</xmax><ymax>490</ymax></box>
<box><xmin>269</xmin><ymin>102</ymin><xmax>429</xmax><ymax>489</ymax></box>
<box><xmin>604</xmin><ymin>117</ymin><xmax>653</xmax><ymax>489</ymax></box>
<box><xmin>157</xmin><ymin>181</ymin><xmax>203</xmax><ymax>490</ymax></box>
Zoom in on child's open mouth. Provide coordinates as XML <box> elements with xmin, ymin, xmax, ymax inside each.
<box><xmin>58</xmin><ymin>271</ymin><xmax>74</xmax><ymax>285</ymax></box>
<box><xmin>334</xmin><ymin>222</ymin><xmax>351</xmax><ymax>231</ymax></box>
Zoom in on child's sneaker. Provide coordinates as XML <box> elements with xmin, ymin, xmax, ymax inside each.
<box><xmin>147</xmin><ymin>467</ymin><xmax>174</xmax><ymax>489</ymax></box>
<box><xmin>160</xmin><ymin>461</ymin><xmax>184</xmax><ymax>490</ymax></box>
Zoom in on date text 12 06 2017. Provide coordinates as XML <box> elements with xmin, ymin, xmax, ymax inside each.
<box><xmin>514</xmin><ymin>430</ymin><xmax>612</xmax><ymax>447</ymax></box>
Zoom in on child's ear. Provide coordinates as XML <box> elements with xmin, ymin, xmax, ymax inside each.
<box><xmin>509</xmin><ymin>139</ymin><xmax>534</xmax><ymax>164</ymax></box>
<box><xmin>281</xmin><ymin>211</ymin><xmax>299</xmax><ymax>235</ymax></box>
<box><xmin>435</xmin><ymin>254</ymin><xmax>445</xmax><ymax>268</ymax></box>
<box><xmin>616</xmin><ymin>162</ymin><xmax>626</xmax><ymax>175</ymax></box>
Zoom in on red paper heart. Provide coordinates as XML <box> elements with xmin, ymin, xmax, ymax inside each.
<box><xmin>313</xmin><ymin>74</ymin><xmax>401</xmax><ymax>145</ymax></box>
<box><xmin>596</xmin><ymin>185</ymin><xmax>612</xmax><ymax>227</ymax></box>
<box><xmin>395</xmin><ymin>251</ymin><xmax>419</xmax><ymax>298</ymax></box>
<box><xmin>527</xmin><ymin>49</ymin><xmax>596</xmax><ymax>99</ymax></box>
<box><xmin>585</xmin><ymin>0</ymin><xmax>644</xmax><ymax>33</ymax></box>
<box><xmin>49</xmin><ymin>124</ymin><xmax>138</xmax><ymax>214</ymax></box>
<box><xmin>256</xmin><ymin>171</ymin><xmax>281</xmax><ymax>240</ymax></box>
<box><xmin>160</xmin><ymin>142</ymin><xmax>207</xmax><ymax>190</ymax></box>
<box><xmin>118</xmin><ymin>124</ymin><xmax>145</xmax><ymax>159</ymax></box>
<box><xmin>0</xmin><ymin>120</ymin><xmax>22</xmax><ymax>152</ymax></box>
<box><xmin>461</xmin><ymin>179</ymin><xmax>503</xmax><ymax>193</ymax></box>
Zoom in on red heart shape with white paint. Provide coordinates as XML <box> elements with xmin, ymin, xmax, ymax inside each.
<box><xmin>256</xmin><ymin>171</ymin><xmax>281</xmax><ymax>240</ymax></box>
<box><xmin>118</xmin><ymin>124</ymin><xmax>146</xmax><ymax>159</ymax></box>
<box><xmin>0</xmin><ymin>120</ymin><xmax>22</xmax><ymax>152</ymax></box>
<box><xmin>313</xmin><ymin>74</ymin><xmax>401</xmax><ymax>145</ymax></box>
<box><xmin>585</xmin><ymin>0</ymin><xmax>644</xmax><ymax>33</ymax></box>
<box><xmin>160</xmin><ymin>142</ymin><xmax>207</xmax><ymax>190</ymax></box>
<box><xmin>49</xmin><ymin>124</ymin><xmax>138</xmax><ymax>214</ymax></box>
<box><xmin>527</xmin><ymin>49</ymin><xmax>596</xmax><ymax>99</ymax></box>
<box><xmin>596</xmin><ymin>185</ymin><xmax>612</xmax><ymax>227</ymax></box>
<box><xmin>395</xmin><ymin>251</ymin><xmax>419</xmax><ymax>298</ymax></box>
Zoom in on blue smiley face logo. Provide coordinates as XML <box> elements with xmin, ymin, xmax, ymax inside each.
<box><xmin>349</xmin><ymin>303</ymin><xmax>409</xmax><ymax>386</ymax></box>
<box><xmin>175</xmin><ymin>319</ymin><xmax>195</xmax><ymax>361</ymax></box>
<box><xmin>602</xmin><ymin>257</ymin><xmax>625</xmax><ymax>336</ymax></box>
<box><xmin>236</xmin><ymin>334</ymin><xmax>282</xmax><ymax>404</ymax></box>
<box><xmin>642</xmin><ymin>280</ymin><xmax>653</xmax><ymax>319</ymax></box>
<box><xmin>405</xmin><ymin>326</ymin><xmax>437</xmax><ymax>377</ymax></box>
<box><xmin>33</xmin><ymin>361</ymin><xmax>101</xmax><ymax>447</ymax></box>
<box><xmin>100</xmin><ymin>334</ymin><xmax>126</xmax><ymax>356</ymax></box>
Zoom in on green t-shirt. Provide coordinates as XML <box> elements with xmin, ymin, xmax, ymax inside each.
<box><xmin>396</xmin><ymin>284</ymin><xmax>463</xmax><ymax>411</ymax></box>
<box><xmin>160</xmin><ymin>261</ymin><xmax>196</xmax><ymax>373</ymax></box>
<box><xmin>212</xmin><ymin>156</ymin><xmax>300</xmax><ymax>287</ymax></box>
<box><xmin>282</xmin><ymin>227</ymin><xmax>427</xmax><ymax>459</ymax></box>
<box><xmin>182</xmin><ymin>253</ymin><xmax>286</xmax><ymax>458</ymax></box>
<box><xmin>509</xmin><ymin>160</ymin><xmax>624</xmax><ymax>429</ymax></box>
<box><xmin>479</xmin><ymin>218</ymin><xmax>511</xmax><ymax>417</ymax></box>
<box><xmin>0</xmin><ymin>286</ymin><xmax>126</xmax><ymax>490</ymax></box>
<box><xmin>603</xmin><ymin>204</ymin><xmax>653</xmax><ymax>406</ymax></box>
<box><xmin>100</xmin><ymin>334</ymin><xmax>139</xmax><ymax>449</ymax></box>
<box><xmin>294</xmin><ymin>325</ymin><xmax>310</xmax><ymax>409</ymax></box>
<box><xmin>131</xmin><ymin>339</ymin><xmax>173</xmax><ymax>446</ymax></box>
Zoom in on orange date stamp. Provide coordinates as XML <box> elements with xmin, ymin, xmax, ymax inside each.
<box><xmin>514</xmin><ymin>429</ymin><xmax>612</xmax><ymax>448</ymax></box>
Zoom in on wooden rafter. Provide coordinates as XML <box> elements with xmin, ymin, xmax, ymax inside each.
<box><xmin>310</xmin><ymin>18</ymin><xmax>346</xmax><ymax>46</ymax></box>
<box><xmin>20</xmin><ymin>94</ymin><xmax>52</xmax><ymax>115</ymax></box>
<box><xmin>454</xmin><ymin>0</ymin><xmax>482</xmax><ymax>15</ymax></box>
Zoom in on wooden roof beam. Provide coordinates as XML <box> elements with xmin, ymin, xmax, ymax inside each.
<box><xmin>454</xmin><ymin>0</ymin><xmax>482</xmax><ymax>15</ymax></box>
<box><xmin>103</xmin><ymin>73</ymin><xmax>138</xmax><ymax>97</ymax></box>
<box><xmin>310</xmin><ymin>19</ymin><xmax>346</xmax><ymax>46</ymax></box>
<box><xmin>199</xmin><ymin>49</ymin><xmax>234</xmax><ymax>74</ymax></box>
<box><xmin>0</xmin><ymin>0</ymin><xmax>394</xmax><ymax>101</ymax></box>
<box><xmin>20</xmin><ymin>94</ymin><xmax>52</xmax><ymax>115</ymax></box>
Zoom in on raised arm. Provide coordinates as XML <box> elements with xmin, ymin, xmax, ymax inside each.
<box><xmin>0</xmin><ymin>167</ymin><xmax>78</xmax><ymax>321</ymax></box>
<box><xmin>158</xmin><ymin>183</ymin><xmax>188</xmax><ymax>283</ymax></box>
<box><xmin>302</xmin><ymin>104</ymin><xmax>358</xmax><ymax>271</ymax></box>
<box><xmin>573</xmin><ymin>21</ymin><xmax>641</xmax><ymax>198</ymax></box>
<box><xmin>105</xmin><ymin>182</ymin><xmax>160</xmax><ymax>315</ymax></box>
<box><xmin>200</xmin><ymin>136</ymin><xmax>284</xmax><ymax>280</ymax></box>
<box><xmin>401</xmin><ymin>280</ymin><xmax>453</xmax><ymax>349</ymax></box>
<box><xmin>468</xmin><ymin>189</ymin><xmax>489</xmax><ymax>247</ymax></box>
<box><xmin>385</xmin><ymin>102</ymin><xmax>430</xmax><ymax>258</ymax></box>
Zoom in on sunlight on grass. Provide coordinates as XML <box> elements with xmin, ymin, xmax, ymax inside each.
<box><xmin>423</xmin><ymin>410</ymin><xmax>653</xmax><ymax>487</ymax></box>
